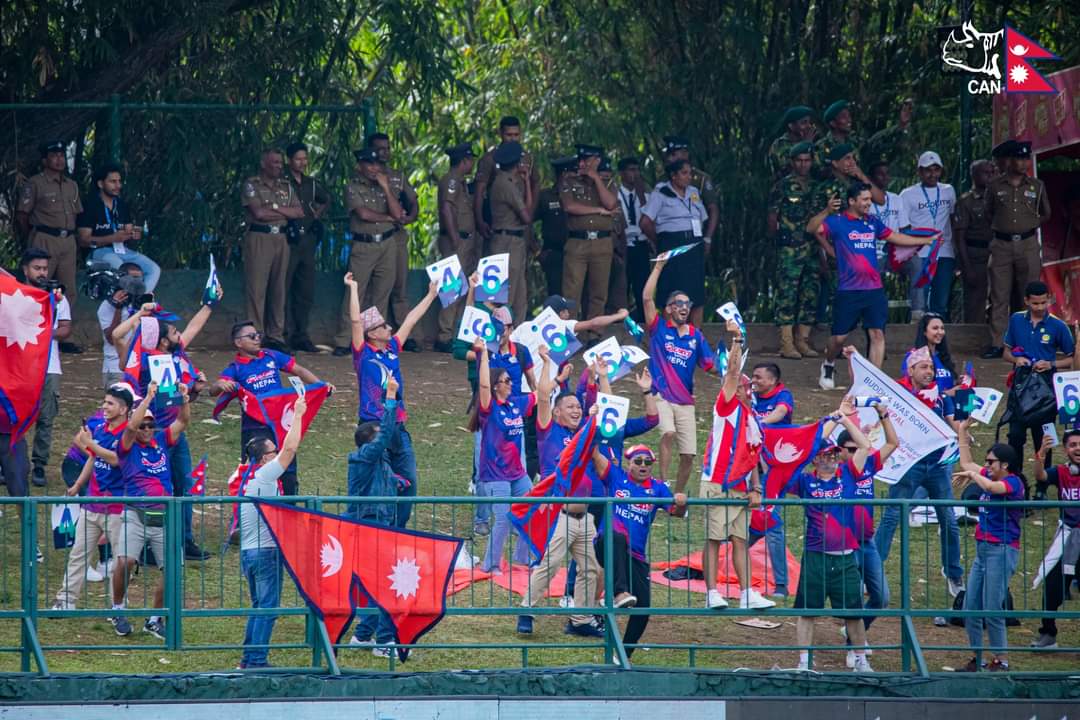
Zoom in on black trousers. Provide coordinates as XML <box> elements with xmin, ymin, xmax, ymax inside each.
<box><xmin>1037</xmin><ymin>555</ymin><xmax>1076</xmax><ymax>638</ymax></box>
<box><xmin>285</xmin><ymin>230</ymin><xmax>319</xmax><ymax>343</ymax></box>
<box><xmin>541</xmin><ymin>248</ymin><xmax>564</xmax><ymax>297</ymax></box>
<box><xmin>595</xmin><ymin>531</ymin><xmax>651</xmax><ymax>656</ymax></box>
<box><xmin>626</xmin><ymin>243</ymin><xmax>652</xmax><ymax>323</ymax></box>
<box><xmin>241</xmin><ymin>426</ymin><xmax>299</xmax><ymax>495</ymax></box>
<box><xmin>1007</xmin><ymin>420</ymin><xmax>1052</xmax><ymax>498</ymax></box>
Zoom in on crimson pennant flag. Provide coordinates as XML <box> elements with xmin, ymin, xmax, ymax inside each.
<box><xmin>255</xmin><ymin>501</ymin><xmax>463</xmax><ymax>660</ymax></box>
<box><xmin>509</xmin><ymin>416</ymin><xmax>600</xmax><ymax>565</ymax></box>
<box><xmin>0</xmin><ymin>275</ymin><xmax>55</xmax><ymax>445</ymax></box>
<box><xmin>239</xmin><ymin>382</ymin><xmax>330</xmax><ymax>446</ymax></box>
<box><xmin>755</xmin><ymin>419</ymin><xmax>828</xmax><ymax>532</ymax></box>
<box><xmin>1004</xmin><ymin>25</ymin><xmax>1059</xmax><ymax>94</ymax></box>
<box><xmin>190</xmin><ymin>454</ymin><xmax>208</xmax><ymax>495</ymax></box>
<box><xmin>226</xmin><ymin>463</ymin><xmax>255</xmax><ymax>536</ymax></box>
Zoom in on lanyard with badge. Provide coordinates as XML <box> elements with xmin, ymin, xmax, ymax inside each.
<box><xmin>679</xmin><ymin>186</ymin><xmax>702</xmax><ymax>237</ymax></box>
<box><xmin>920</xmin><ymin>185</ymin><xmax>941</xmax><ymax>228</ymax></box>
<box><xmin>104</xmin><ymin>199</ymin><xmax>127</xmax><ymax>255</ymax></box>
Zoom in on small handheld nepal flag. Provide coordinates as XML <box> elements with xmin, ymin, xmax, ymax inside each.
<box><xmin>190</xmin><ymin>454</ymin><xmax>208</xmax><ymax>495</ymax></box>
<box><xmin>202</xmin><ymin>255</ymin><xmax>222</xmax><ymax>307</ymax></box>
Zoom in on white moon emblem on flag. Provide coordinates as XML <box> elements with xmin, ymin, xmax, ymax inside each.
<box><xmin>388</xmin><ymin>557</ymin><xmax>421</xmax><ymax>599</ymax></box>
<box><xmin>320</xmin><ymin>535</ymin><xmax>343</xmax><ymax>577</ymax></box>
<box><xmin>0</xmin><ymin>289</ymin><xmax>46</xmax><ymax>350</ymax></box>
<box><xmin>772</xmin><ymin>439</ymin><xmax>801</xmax><ymax>464</ymax></box>
<box><xmin>281</xmin><ymin>403</ymin><xmax>295</xmax><ymax>432</ymax></box>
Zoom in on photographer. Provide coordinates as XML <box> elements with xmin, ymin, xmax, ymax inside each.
<box><xmin>96</xmin><ymin>262</ymin><xmax>146</xmax><ymax>389</ymax></box>
<box><xmin>21</xmin><ymin>248</ymin><xmax>72</xmax><ymax>488</ymax></box>
<box><xmin>76</xmin><ymin>163</ymin><xmax>161</xmax><ymax>292</ymax></box>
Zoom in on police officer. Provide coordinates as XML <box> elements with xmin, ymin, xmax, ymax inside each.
<box><xmin>983</xmin><ymin>141</ymin><xmax>1052</xmax><ymax>359</ymax></box>
<box><xmin>767</xmin><ymin>106</ymin><xmax>816</xmax><ymax>181</ymax></box>
<box><xmin>663</xmin><ymin>136</ymin><xmax>720</xmax><ymax>244</ymax></box>
<box><xmin>474</xmin><ymin>116</ymin><xmax>542</xmax><ymax>242</ymax></box>
<box><xmin>488</xmin><ymin>141</ymin><xmax>534</xmax><ymax>323</ymax></box>
<box><xmin>368</xmin><ymin>133</ymin><xmax>421</xmax><ymax>352</ymax></box>
<box><xmin>952</xmin><ymin>159</ymin><xmax>996</xmax><ymax>325</ymax></box>
<box><xmin>332</xmin><ymin>148</ymin><xmax>405</xmax><ymax>356</ymax></box>
<box><xmin>600</xmin><ymin>157</ymin><xmax>629</xmax><ymax>314</ymax></box>
<box><xmin>283</xmin><ymin>142</ymin><xmax>331</xmax><ymax>353</ymax></box>
<box><xmin>536</xmin><ymin>155</ymin><xmax>577</xmax><ymax>297</ymax></box>
<box><xmin>767</xmin><ymin>142</ymin><xmax>819</xmax><ymax>359</ymax></box>
<box><xmin>15</xmin><ymin>140</ymin><xmax>83</xmax><ymax>353</ymax></box>
<box><xmin>434</xmin><ymin>142</ymin><xmax>477</xmax><ymax>353</ymax></box>
<box><xmin>241</xmin><ymin>148</ymin><xmax>303</xmax><ymax>352</ymax></box>
<box><xmin>616</xmin><ymin>156</ymin><xmax>651</xmax><ymax>323</ymax></box>
<box><xmin>814</xmin><ymin>99</ymin><xmax>913</xmax><ymax>180</ymax></box>
<box><xmin>560</xmin><ymin>144</ymin><xmax>618</xmax><ymax>339</ymax></box>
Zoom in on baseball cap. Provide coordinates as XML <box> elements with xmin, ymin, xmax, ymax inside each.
<box><xmin>624</xmin><ymin>445</ymin><xmax>656</xmax><ymax>462</ymax></box>
<box><xmin>917</xmin><ymin>151</ymin><xmax>943</xmax><ymax>168</ymax></box>
<box><xmin>543</xmin><ymin>295</ymin><xmax>576</xmax><ymax>314</ymax></box>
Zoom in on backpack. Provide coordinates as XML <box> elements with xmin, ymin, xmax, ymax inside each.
<box><xmin>949</xmin><ymin>589</ymin><xmax>1021</xmax><ymax>627</ymax></box>
<box><xmin>1000</xmin><ymin>366</ymin><xmax>1057</xmax><ymax>429</ymax></box>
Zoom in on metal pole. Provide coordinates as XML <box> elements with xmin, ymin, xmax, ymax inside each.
<box><xmin>362</xmin><ymin>98</ymin><xmax>376</xmax><ymax>139</ymax></box>
<box><xmin>110</xmin><ymin>94</ymin><xmax>122</xmax><ymax>164</ymax></box>
<box><xmin>20</xmin><ymin>500</ymin><xmax>37</xmax><ymax>673</ymax></box>
<box><xmin>957</xmin><ymin>0</ymin><xmax>974</xmax><ymax>191</ymax></box>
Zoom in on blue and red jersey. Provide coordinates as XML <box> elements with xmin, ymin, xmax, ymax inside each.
<box><xmin>1046</xmin><ymin>466</ymin><xmax>1080</xmax><ymax>528</ymax></box>
<box><xmin>477</xmin><ymin>394</ymin><xmax>536</xmax><ymax>482</ymax></box>
<box><xmin>752</xmin><ymin>383</ymin><xmax>794</xmax><ymax>425</ymax></box>
<box><xmin>595</xmin><ymin>464</ymin><xmax>674</xmax><ymax>561</ymax></box>
<box><xmin>219</xmin><ymin>349</ymin><xmax>295</xmax><ymax>430</ymax></box>
<box><xmin>86</xmin><ymin>419</ymin><xmax>128</xmax><ymax>515</ymax></box>
<box><xmin>118</xmin><ymin>430</ymin><xmax>177</xmax><ymax>508</ymax></box>
<box><xmin>849</xmin><ymin>450</ymin><xmax>882</xmax><ymax>543</ymax></box>
<box><xmin>975</xmin><ymin>468</ymin><xmax>1024</xmax><ymax>548</ymax></box>
<box><xmin>822</xmin><ymin>212</ymin><xmax>892</xmax><ymax>291</ymax></box>
<box><xmin>490</xmin><ymin>341</ymin><xmax>534</xmax><ymax>397</ymax></box>
<box><xmin>354</xmin><ymin>337</ymin><xmax>407</xmax><ymax>424</ymax></box>
<box><xmin>783</xmin><ymin>469</ymin><xmax>860</xmax><ymax>552</ymax></box>
<box><xmin>536</xmin><ymin>417</ymin><xmax>577</xmax><ymax>480</ymax></box>
<box><xmin>647</xmin><ymin>315</ymin><xmax>714</xmax><ymax>405</ymax></box>
<box><xmin>65</xmin><ymin>411</ymin><xmax>105</xmax><ymax>465</ymax></box>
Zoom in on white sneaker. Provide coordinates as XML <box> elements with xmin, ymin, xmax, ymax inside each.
<box><xmin>349</xmin><ymin>635</ymin><xmax>374</xmax><ymax>647</ymax></box>
<box><xmin>51</xmin><ymin>600</ymin><xmax>74</xmax><ymax>611</ymax></box>
<box><xmin>942</xmin><ymin>568</ymin><xmax>966</xmax><ymax>598</ymax></box>
<box><xmin>85</xmin><ymin>564</ymin><xmax>104</xmax><ymax>583</ymax></box>
<box><xmin>818</xmin><ymin>362</ymin><xmax>836</xmax><ymax>391</ymax></box>
<box><xmin>845</xmin><ymin>650</ymin><xmax>857</xmax><ymax>669</ymax></box>
<box><xmin>909</xmin><ymin>513</ymin><xmax>927</xmax><ymax>528</ymax></box>
<box><xmin>707</xmin><ymin>589</ymin><xmax>729</xmax><ymax>609</ymax></box>
<box><xmin>558</xmin><ymin>595</ymin><xmax>575</xmax><ymax>609</ymax></box>
<box><xmin>852</xmin><ymin>655</ymin><xmax>874</xmax><ymax>673</ymax></box>
<box><xmin>864</xmin><ymin>640</ymin><xmax>873</xmax><ymax>656</ymax></box>
<box><xmin>740</xmin><ymin>588</ymin><xmax>776</xmax><ymax>610</ymax></box>
<box><xmin>796</xmin><ymin>660</ymin><xmax>811</xmax><ymax>671</ymax></box>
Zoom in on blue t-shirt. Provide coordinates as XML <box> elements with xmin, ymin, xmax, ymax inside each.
<box><xmin>118</xmin><ymin>430</ymin><xmax>176</xmax><ymax>509</ymax></box>
<box><xmin>477</xmin><ymin>394</ymin><xmax>536</xmax><ymax>482</ymax></box>
<box><xmin>822</xmin><ymin>212</ymin><xmax>892</xmax><ymax>291</ymax></box>
<box><xmin>783</xmin><ymin>470</ymin><xmax>860</xmax><ymax>553</ymax></box>
<box><xmin>536</xmin><ymin>417</ymin><xmax>576</xmax><ymax>480</ymax></box>
<box><xmin>1004</xmin><ymin>311</ymin><xmax>1075</xmax><ymax>363</ymax></box>
<box><xmin>849</xmin><ymin>451</ymin><xmax>882</xmax><ymax>543</ymax></box>
<box><xmin>354</xmin><ymin>337</ymin><xmax>407</xmax><ymax>424</ymax></box>
<box><xmin>219</xmin><ymin>350</ymin><xmax>296</xmax><ymax>430</ymax></box>
<box><xmin>86</xmin><ymin>419</ymin><xmax>127</xmax><ymax>515</ymax></box>
<box><xmin>752</xmin><ymin>383</ymin><xmax>794</xmax><ymax>425</ymax></box>
<box><xmin>647</xmin><ymin>315</ymin><xmax>715</xmax><ymax>405</ymax></box>
<box><xmin>490</xmin><ymin>342</ymin><xmax>534</xmax><ymax>397</ymax></box>
<box><xmin>974</xmin><ymin>469</ymin><xmax>1025</xmax><ymax>548</ymax></box>
<box><xmin>596</xmin><ymin>464</ymin><xmax>674</xmax><ymax>561</ymax></box>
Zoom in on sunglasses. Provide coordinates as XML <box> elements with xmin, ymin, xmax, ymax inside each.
<box><xmin>139</xmin><ymin>422</ymin><xmax>156</xmax><ymax>430</ymax></box>
<box><xmin>495</xmin><ymin>377</ymin><xmax>512</xmax><ymax>385</ymax></box>
<box><xmin>631</xmin><ymin>457</ymin><xmax>654</xmax><ymax>466</ymax></box>
<box><xmin>668</xmin><ymin>300</ymin><xmax>692</xmax><ymax>308</ymax></box>
<box><xmin>237</xmin><ymin>332</ymin><xmax>262</xmax><ymax>341</ymax></box>
<box><xmin>842</xmin><ymin>446</ymin><xmax>858</xmax><ymax>453</ymax></box>
<box><xmin>984</xmin><ymin>457</ymin><xmax>1001</xmax><ymax>466</ymax></box>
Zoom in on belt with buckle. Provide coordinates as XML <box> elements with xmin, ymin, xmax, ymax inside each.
<box><xmin>994</xmin><ymin>230</ymin><xmax>1035</xmax><ymax>242</ymax></box>
<box><xmin>493</xmin><ymin>228</ymin><xmax>525</xmax><ymax>237</ymax></box>
<box><xmin>353</xmin><ymin>227</ymin><xmax>398</xmax><ymax>244</ymax></box>
<box><xmin>248</xmin><ymin>223</ymin><xmax>285</xmax><ymax>234</ymax></box>
<box><xmin>458</xmin><ymin>230</ymin><xmax>473</xmax><ymax>239</ymax></box>
<box><xmin>33</xmin><ymin>225</ymin><xmax>72</xmax><ymax>238</ymax></box>
<box><xmin>561</xmin><ymin>508</ymin><xmax>587</xmax><ymax>519</ymax></box>
<box><xmin>568</xmin><ymin>230</ymin><xmax>612</xmax><ymax>240</ymax></box>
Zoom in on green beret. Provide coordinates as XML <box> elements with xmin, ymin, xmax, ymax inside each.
<box><xmin>823</xmin><ymin>100</ymin><xmax>849</xmax><ymax>124</ymax></box>
<box><xmin>827</xmin><ymin>143</ymin><xmax>855</xmax><ymax>162</ymax></box>
<box><xmin>789</xmin><ymin>141</ymin><xmax>814</xmax><ymax>158</ymax></box>
<box><xmin>782</xmin><ymin>106</ymin><xmax>813</xmax><ymax>126</ymax></box>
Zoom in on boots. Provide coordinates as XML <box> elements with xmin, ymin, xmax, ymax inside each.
<box><xmin>795</xmin><ymin>324</ymin><xmax>819</xmax><ymax>358</ymax></box>
<box><xmin>778</xmin><ymin>325</ymin><xmax>801</xmax><ymax>359</ymax></box>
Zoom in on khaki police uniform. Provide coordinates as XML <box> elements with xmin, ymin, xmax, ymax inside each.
<box><xmin>385</xmin><ymin>168</ymin><xmax>416</xmax><ymax>328</ymax></box>
<box><xmin>241</xmin><ymin>174</ymin><xmax>298</xmax><ymax>341</ymax></box>
<box><xmin>951</xmin><ymin>188</ymin><xmax>994</xmax><ymax>324</ymax></box>
<box><xmin>985</xmin><ymin>173</ymin><xmax>1051</xmax><ymax>346</ymax></box>
<box><xmin>488</xmin><ymin>169</ymin><xmax>530</xmax><ymax>322</ymax></box>
<box><xmin>285</xmin><ymin>172</ymin><xmax>331</xmax><ymax>345</ymax></box>
<box><xmin>560</xmin><ymin>174</ymin><xmax>614</xmax><ymax>331</ymax></box>
<box><xmin>605</xmin><ymin>176</ymin><xmax>629</xmax><ymax>313</ymax></box>
<box><xmin>18</xmin><ymin>171</ymin><xmax>83</xmax><ymax>305</ymax></box>
<box><xmin>334</xmin><ymin>175</ymin><xmax>399</xmax><ymax>347</ymax></box>
<box><xmin>436</xmin><ymin>168</ymin><xmax>477</xmax><ymax>343</ymax></box>
<box><xmin>475</xmin><ymin>147</ymin><xmax>541</xmax><ymax>220</ymax></box>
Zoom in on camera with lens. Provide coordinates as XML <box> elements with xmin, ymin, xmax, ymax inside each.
<box><xmin>82</xmin><ymin>262</ymin><xmax>150</xmax><ymax>308</ymax></box>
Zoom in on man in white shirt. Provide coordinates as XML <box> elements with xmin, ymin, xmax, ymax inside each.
<box><xmin>900</xmin><ymin>151</ymin><xmax>957</xmax><ymax>320</ymax></box>
<box><xmin>21</xmin><ymin>248</ymin><xmax>72</xmax><ymax>488</ymax></box>
<box><xmin>617</xmin><ymin>157</ymin><xmax>651</xmax><ymax>323</ymax></box>
<box><xmin>869</xmin><ymin>161</ymin><xmax>910</xmax><ymax>264</ymax></box>
<box><xmin>97</xmin><ymin>262</ymin><xmax>143</xmax><ymax>389</ymax></box>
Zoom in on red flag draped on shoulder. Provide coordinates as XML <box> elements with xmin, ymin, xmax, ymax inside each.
<box><xmin>121</xmin><ymin>309</ymin><xmax>201</xmax><ymax>390</ymax></box>
<box><xmin>0</xmin><ymin>275</ymin><xmax>54</xmax><ymax>445</ymax></box>
<box><xmin>217</xmin><ymin>383</ymin><xmax>330</xmax><ymax>446</ymax></box>
<box><xmin>751</xmin><ymin>420</ymin><xmax>827</xmax><ymax>535</ymax></box>
<box><xmin>509</xmin><ymin>416</ymin><xmax>600</xmax><ymax>566</ymax></box>
<box><xmin>255</xmin><ymin>501</ymin><xmax>463</xmax><ymax>660</ymax></box>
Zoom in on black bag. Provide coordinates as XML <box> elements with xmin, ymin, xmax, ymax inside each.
<box><xmin>1002</xmin><ymin>367</ymin><xmax>1057</xmax><ymax>427</ymax></box>
<box><xmin>948</xmin><ymin>589</ymin><xmax>1021</xmax><ymax>627</ymax></box>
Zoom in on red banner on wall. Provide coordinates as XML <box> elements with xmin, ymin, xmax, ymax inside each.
<box><xmin>993</xmin><ymin>65</ymin><xmax>1080</xmax><ymax>158</ymax></box>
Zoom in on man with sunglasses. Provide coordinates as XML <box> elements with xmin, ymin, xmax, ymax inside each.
<box><xmin>642</xmin><ymin>256</ymin><xmax>718</xmax><ymax>494</ymax></box>
<box><xmin>211</xmin><ymin>321</ymin><xmax>322</xmax><ymax>496</ymax></box>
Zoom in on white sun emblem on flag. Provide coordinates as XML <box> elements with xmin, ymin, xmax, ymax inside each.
<box><xmin>0</xmin><ymin>289</ymin><xmax>46</xmax><ymax>350</ymax></box>
<box><xmin>388</xmin><ymin>557</ymin><xmax>421</xmax><ymax>599</ymax></box>
<box><xmin>320</xmin><ymin>534</ymin><xmax>343</xmax><ymax>577</ymax></box>
<box><xmin>1009</xmin><ymin>64</ymin><xmax>1029</xmax><ymax>85</ymax></box>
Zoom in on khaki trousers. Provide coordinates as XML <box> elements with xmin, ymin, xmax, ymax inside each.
<box><xmin>243</xmin><ymin>230</ymin><xmax>290</xmax><ymax>341</ymax></box>
<box><xmin>489</xmin><ymin>232</ymin><xmax>527</xmax><ymax>322</ymax></box>
<box><xmin>436</xmin><ymin>233</ymin><xmax>481</xmax><ymax>343</ymax></box>
<box><xmin>55</xmin><ymin>509</ymin><xmax>125</xmax><ymax>608</ymax></box>
<box><xmin>521</xmin><ymin>511</ymin><xmax>598</xmax><ymax>626</ymax></box>
<box><xmin>988</xmin><ymin>235</ymin><xmax>1041</xmax><ymax>346</ymax></box>
<box><xmin>562</xmin><ymin>236</ymin><xmax>613</xmax><ymax>337</ymax></box>
<box><xmin>388</xmin><ymin>233</ymin><xmax>412</xmax><ymax>327</ymax></box>
<box><xmin>334</xmin><ymin>239</ymin><xmax>396</xmax><ymax>347</ymax></box>
<box><xmin>30</xmin><ymin>230</ymin><xmax>77</xmax><ymax>309</ymax></box>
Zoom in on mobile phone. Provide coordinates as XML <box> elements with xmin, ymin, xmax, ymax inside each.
<box><xmin>1042</xmin><ymin>423</ymin><xmax>1059</xmax><ymax>447</ymax></box>
<box><xmin>288</xmin><ymin>376</ymin><xmax>306</xmax><ymax>397</ymax></box>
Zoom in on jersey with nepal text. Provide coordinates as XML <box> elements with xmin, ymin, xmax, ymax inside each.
<box><xmin>783</xmin><ymin>467</ymin><xmax>860</xmax><ymax>553</ymax></box>
<box><xmin>136</xmin><ymin>346</ymin><xmax>192</xmax><ymax>426</ymax></box>
<box><xmin>118</xmin><ymin>430</ymin><xmax>177</xmax><ymax>509</ymax></box>
<box><xmin>821</xmin><ymin>212</ymin><xmax>892</xmax><ymax>291</ymax></box>
<box><xmin>849</xmin><ymin>450</ymin><xmax>882</xmax><ymax>543</ymax></box>
<box><xmin>647</xmin><ymin>315</ymin><xmax>715</xmax><ymax>405</ymax></box>
<box><xmin>354</xmin><ymin>338</ymin><xmax>407</xmax><ymax>424</ymax></box>
<box><xmin>752</xmin><ymin>383</ymin><xmax>794</xmax><ymax>425</ymax></box>
<box><xmin>574</xmin><ymin>376</ymin><xmax>661</xmax><ymax>495</ymax></box>
<box><xmin>595</xmin><ymin>464</ymin><xmax>674</xmax><ymax>561</ymax></box>
<box><xmin>702</xmin><ymin>391</ymin><xmax>762</xmax><ymax>492</ymax></box>
<box><xmin>1045</xmin><ymin>466</ymin><xmax>1080</xmax><ymax>528</ymax></box>
<box><xmin>219</xmin><ymin>349</ymin><xmax>295</xmax><ymax>431</ymax></box>
<box><xmin>477</xmin><ymin>394</ymin><xmax>536</xmax><ymax>482</ymax></box>
<box><xmin>974</xmin><ymin>468</ymin><xmax>1024</xmax><ymax>549</ymax></box>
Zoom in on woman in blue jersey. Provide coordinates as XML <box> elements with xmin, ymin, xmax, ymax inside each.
<box><xmin>902</xmin><ymin>312</ymin><xmax>958</xmax><ymax>393</ymax></box>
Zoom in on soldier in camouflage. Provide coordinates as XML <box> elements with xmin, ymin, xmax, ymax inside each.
<box><xmin>767</xmin><ymin>106</ymin><xmax>816</xmax><ymax>182</ymax></box>
<box><xmin>813</xmin><ymin>99</ymin><xmax>913</xmax><ymax>180</ymax></box>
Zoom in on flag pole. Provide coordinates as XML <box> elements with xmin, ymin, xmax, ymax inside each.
<box><xmin>313</xmin><ymin>616</ymin><xmax>342</xmax><ymax>675</ymax></box>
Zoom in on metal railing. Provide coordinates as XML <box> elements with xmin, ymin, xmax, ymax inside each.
<box><xmin>4</xmin><ymin>494</ymin><xmax>1078</xmax><ymax>676</ymax></box>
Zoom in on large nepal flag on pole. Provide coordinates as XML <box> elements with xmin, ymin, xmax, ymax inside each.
<box><xmin>0</xmin><ymin>274</ymin><xmax>55</xmax><ymax>445</ymax></box>
<box><xmin>750</xmin><ymin>420</ymin><xmax>827</xmax><ymax>538</ymax></box>
<box><xmin>255</xmin><ymin>501</ymin><xmax>463</xmax><ymax>661</ymax></box>
<box><xmin>509</xmin><ymin>416</ymin><xmax>600</xmax><ymax>565</ymax></box>
<box><xmin>238</xmin><ymin>383</ymin><xmax>331</xmax><ymax>446</ymax></box>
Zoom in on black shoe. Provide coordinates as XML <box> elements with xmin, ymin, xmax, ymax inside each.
<box><xmin>433</xmin><ymin>340</ymin><xmax>454</xmax><ymax>354</ymax></box>
<box><xmin>981</xmin><ymin>346</ymin><xmax>1003</xmax><ymax>359</ymax></box>
<box><xmin>58</xmin><ymin>342</ymin><xmax>83</xmax><ymax>354</ymax></box>
<box><xmin>402</xmin><ymin>339</ymin><xmax>421</xmax><ymax>353</ymax></box>
<box><xmin>184</xmin><ymin>542</ymin><xmax>211</xmax><ymax>561</ymax></box>
<box><xmin>263</xmin><ymin>337</ymin><xmax>289</xmax><ymax>352</ymax></box>
<box><xmin>290</xmin><ymin>338</ymin><xmax>318</xmax><ymax>353</ymax></box>
<box><xmin>332</xmin><ymin>346</ymin><xmax>351</xmax><ymax>357</ymax></box>
<box><xmin>32</xmin><ymin>466</ymin><xmax>47</xmax><ymax>487</ymax></box>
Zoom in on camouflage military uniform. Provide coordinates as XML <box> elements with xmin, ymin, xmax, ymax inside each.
<box><xmin>767</xmin><ymin>135</ymin><xmax>800</xmax><ymax>181</ymax></box>
<box><xmin>814</xmin><ymin>125</ymin><xmax>910</xmax><ymax>179</ymax></box>
<box><xmin>807</xmin><ymin>173</ymin><xmax>854</xmax><ymax>323</ymax></box>
<box><xmin>770</xmin><ymin>175</ymin><xmax>818</xmax><ymax>325</ymax></box>
<box><xmin>813</xmin><ymin>131</ymin><xmax>863</xmax><ymax>179</ymax></box>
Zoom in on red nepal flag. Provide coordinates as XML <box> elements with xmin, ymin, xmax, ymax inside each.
<box><xmin>240</xmin><ymin>382</ymin><xmax>331</xmax><ymax>446</ymax></box>
<box><xmin>1004</xmin><ymin>25</ymin><xmax>1059</xmax><ymax>94</ymax></box>
<box><xmin>255</xmin><ymin>501</ymin><xmax>463</xmax><ymax>660</ymax></box>
<box><xmin>0</xmin><ymin>275</ymin><xmax>55</xmax><ymax>445</ymax></box>
<box><xmin>750</xmin><ymin>419</ymin><xmax>827</xmax><ymax>539</ymax></box>
<box><xmin>190</xmin><ymin>454</ymin><xmax>208</xmax><ymax>495</ymax></box>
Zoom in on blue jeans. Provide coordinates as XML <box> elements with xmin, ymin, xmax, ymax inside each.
<box><xmin>478</xmin><ymin>476</ymin><xmax>533</xmax><ymax>571</ymax></box>
<box><xmin>353</xmin><ymin>607</ymin><xmax>397</xmax><ymax>644</ymax></box>
<box><xmin>873</xmin><ymin>450</ymin><xmax>963</xmax><ymax>582</ymax></box>
<box><xmin>903</xmin><ymin>255</ymin><xmax>927</xmax><ymax>314</ymax></box>
<box><xmin>389</xmin><ymin>426</ymin><xmax>417</xmax><ymax>527</ymax></box>
<box><xmin>855</xmin><ymin>541</ymin><xmax>889</xmax><ymax>631</ymax></box>
<box><xmin>91</xmin><ymin>247</ymin><xmax>161</xmax><ymax>292</ymax></box>
<box><xmin>241</xmin><ymin>547</ymin><xmax>282</xmax><ymax>666</ymax></box>
<box><xmin>765</xmin><ymin>522</ymin><xmax>789</xmax><ymax>590</ymax></box>
<box><xmin>167</xmin><ymin>432</ymin><xmax>195</xmax><ymax>545</ymax></box>
<box><xmin>472</xmin><ymin>430</ymin><xmax>527</xmax><ymax>526</ymax></box>
<box><xmin>927</xmin><ymin>257</ymin><xmax>956</xmax><ymax>320</ymax></box>
<box><xmin>964</xmin><ymin>541</ymin><xmax>1019</xmax><ymax>655</ymax></box>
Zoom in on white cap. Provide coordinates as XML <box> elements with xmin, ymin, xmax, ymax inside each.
<box><xmin>917</xmin><ymin>151</ymin><xmax>943</xmax><ymax>168</ymax></box>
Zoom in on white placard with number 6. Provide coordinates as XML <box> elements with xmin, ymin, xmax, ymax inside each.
<box><xmin>457</xmin><ymin>305</ymin><xmax>499</xmax><ymax>351</ymax></box>
<box><xmin>596</xmin><ymin>392</ymin><xmax>630</xmax><ymax>438</ymax></box>
<box><xmin>1054</xmin><ymin>371</ymin><xmax>1080</xmax><ymax>423</ymax></box>
<box><xmin>583</xmin><ymin>337</ymin><xmax>623</xmax><ymax>381</ymax></box>
<box><xmin>475</xmin><ymin>253</ymin><xmax>509</xmax><ymax>303</ymax></box>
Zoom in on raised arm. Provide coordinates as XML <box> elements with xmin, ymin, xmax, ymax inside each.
<box><xmin>112</xmin><ymin>301</ymin><xmax>157</xmax><ymax>354</ymax></box>
<box><xmin>642</xmin><ymin>257</ymin><xmax>665</xmax><ymax>326</ymax></box>
<box><xmin>720</xmin><ymin>320</ymin><xmax>743</xmax><ymax>402</ymax></box>
<box><xmin>535</xmin><ymin>347</ymin><xmax>556</xmax><ymax>428</ymax></box>
<box><xmin>876</xmin><ymin>405</ymin><xmax>899</xmax><ymax>464</ymax></box>
<box><xmin>955</xmin><ymin>418</ymin><xmax>983</xmax><ymax>476</ymax></box>
<box><xmin>180</xmin><ymin>283</ymin><xmax>223</xmax><ymax>347</ymax></box>
<box><xmin>395</xmin><ymin>280</ymin><xmax>439</xmax><ymax>344</ymax></box>
<box><xmin>273</xmin><ymin>394</ymin><xmax>308</xmax><ymax>469</ymax></box>
<box><xmin>122</xmin><ymin>382</ymin><xmax>158</xmax><ymax>450</ymax></box>
<box><xmin>345</xmin><ymin>272</ymin><xmax>363</xmax><ymax>349</ymax></box>
<box><xmin>167</xmin><ymin>384</ymin><xmax>191</xmax><ymax>444</ymax></box>
<box><xmin>836</xmin><ymin>396</ymin><xmax>872</xmax><ymax>473</ymax></box>
<box><xmin>477</xmin><ymin>345</ymin><xmax>492</xmax><ymax>410</ymax></box>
